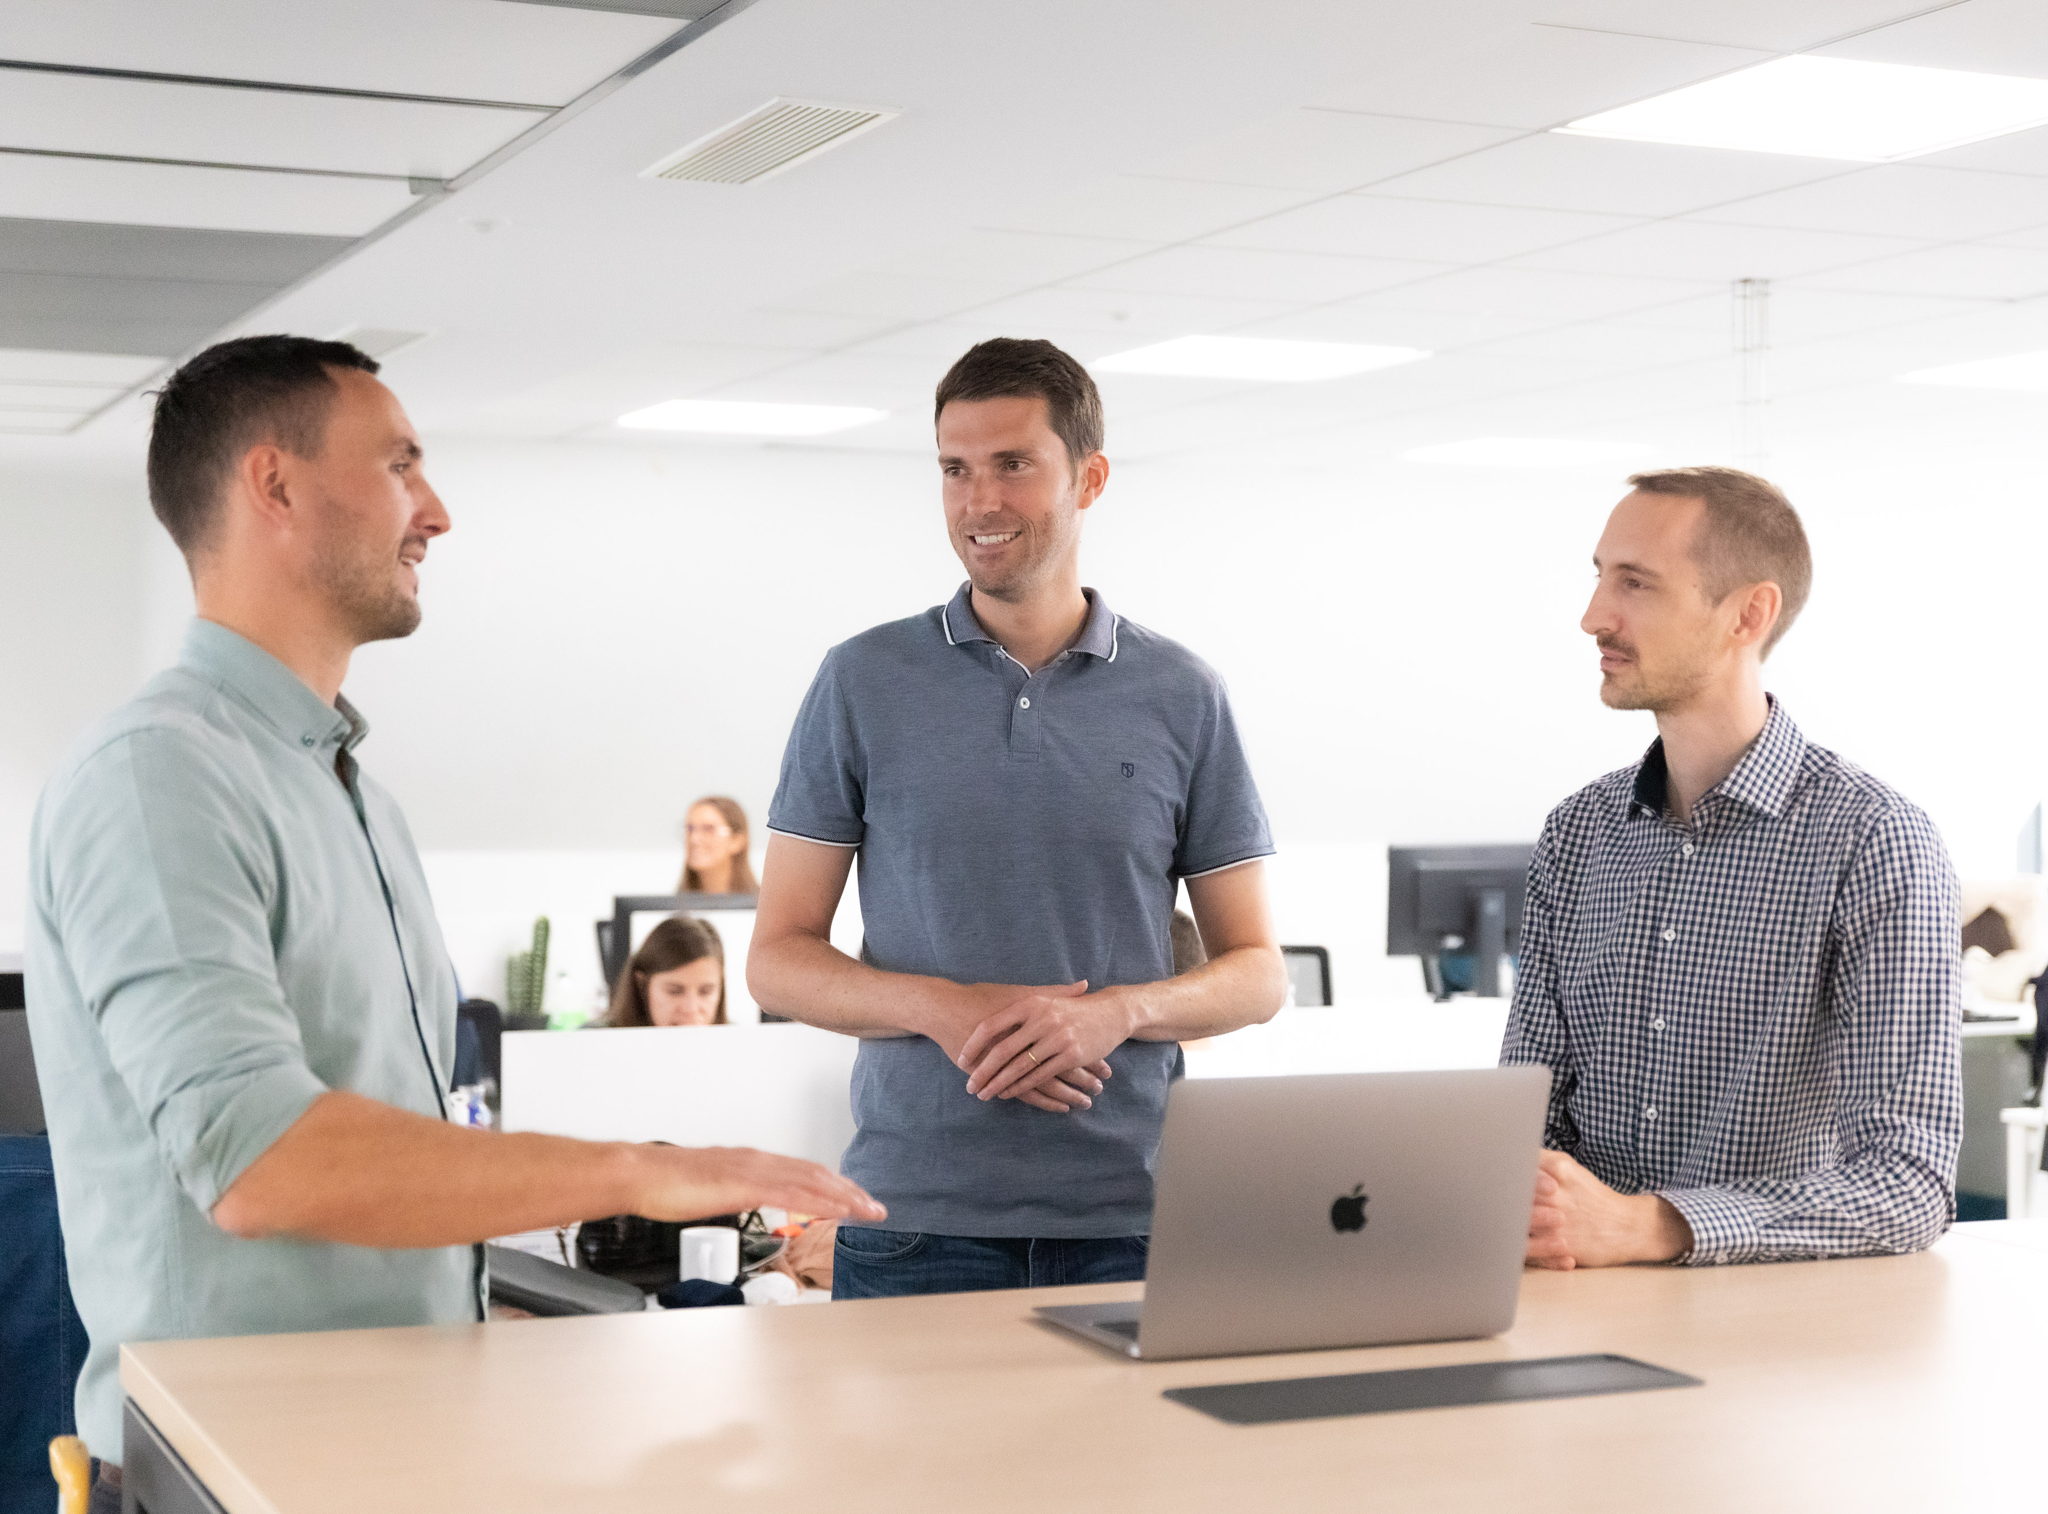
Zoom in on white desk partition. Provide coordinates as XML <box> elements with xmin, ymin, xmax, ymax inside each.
<box><xmin>499</xmin><ymin>1004</ymin><xmax>1510</xmax><ymax>1176</ymax></box>
<box><xmin>1185</xmin><ymin>1001</ymin><xmax>1509</xmax><ymax>1079</ymax></box>
<box><xmin>499</xmin><ymin>1023</ymin><xmax>859</xmax><ymax>1170</ymax></box>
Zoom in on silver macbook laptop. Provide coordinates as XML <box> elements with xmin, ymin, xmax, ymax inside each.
<box><xmin>1036</xmin><ymin>1066</ymin><xmax>1549</xmax><ymax>1360</ymax></box>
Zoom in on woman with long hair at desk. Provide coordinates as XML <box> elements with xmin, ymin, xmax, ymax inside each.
<box><xmin>607</xmin><ymin>916</ymin><xmax>728</xmax><ymax>1027</ymax></box>
<box><xmin>678</xmin><ymin>795</ymin><xmax>759</xmax><ymax>895</ymax></box>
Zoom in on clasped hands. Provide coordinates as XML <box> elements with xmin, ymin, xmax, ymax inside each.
<box><xmin>1526</xmin><ymin>1150</ymin><xmax>1693</xmax><ymax>1269</ymax></box>
<box><xmin>935</xmin><ymin>980</ymin><xmax>1135</xmax><ymax>1115</ymax></box>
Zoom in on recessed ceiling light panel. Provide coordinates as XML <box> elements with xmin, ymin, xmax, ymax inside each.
<box><xmin>1896</xmin><ymin>350</ymin><xmax>2048</xmax><ymax>392</ymax></box>
<box><xmin>1404</xmin><ymin>437</ymin><xmax>1652</xmax><ymax>468</ymax></box>
<box><xmin>616</xmin><ymin>399</ymin><xmax>886</xmax><ymax>436</ymax></box>
<box><xmin>1558</xmin><ymin>56</ymin><xmax>2048</xmax><ymax>163</ymax></box>
<box><xmin>1093</xmin><ymin>335</ymin><xmax>1430</xmax><ymax>382</ymax></box>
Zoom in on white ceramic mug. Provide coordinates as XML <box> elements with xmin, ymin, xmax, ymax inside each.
<box><xmin>679</xmin><ymin>1225</ymin><xmax>740</xmax><ymax>1284</ymax></box>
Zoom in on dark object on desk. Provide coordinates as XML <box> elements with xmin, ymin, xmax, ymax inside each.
<box><xmin>0</xmin><ymin>1134</ymin><xmax>90</xmax><ymax>1509</ymax></box>
<box><xmin>1962</xmin><ymin>905</ymin><xmax>2019</xmax><ymax>958</ymax></box>
<box><xmin>1280</xmin><ymin>945</ymin><xmax>1332</xmax><ymax>1007</ymax></box>
<box><xmin>484</xmin><ymin>1245</ymin><xmax>645</xmax><ymax>1316</ymax></box>
<box><xmin>1163</xmin><ymin>1353</ymin><xmax>1700</xmax><ymax>1425</ymax></box>
<box><xmin>1387</xmin><ymin>845</ymin><xmax>1532</xmax><ymax>1000</ymax></box>
<box><xmin>0</xmin><ymin>1008</ymin><xmax>44</xmax><ymax>1136</ymax></box>
<box><xmin>655</xmin><ymin>1278</ymin><xmax>746</xmax><ymax>1309</ymax></box>
<box><xmin>0</xmin><ymin>969</ymin><xmax>22</xmax><ymax>1009</ymax></box>
<box><xmin>453</xmin><ymin>998</ymin><xmax>503</xmax><ymax>1089</ymax></box>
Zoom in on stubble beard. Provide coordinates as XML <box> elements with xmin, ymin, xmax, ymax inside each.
<box><xmin>312</xmin><ymin>531</ymin><xmax>423</xmax><ymax>645</ymax></box>
<box><xmin>1598</xmin><ymin>648</ymin><xmax>1712</xmax><ymax>714</ymax></box>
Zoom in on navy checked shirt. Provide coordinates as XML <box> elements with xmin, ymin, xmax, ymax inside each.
<box><xmin>1501</xmin><ymin>699</ymin><xmax>1962</xmax><ymax>1265</ymax></box>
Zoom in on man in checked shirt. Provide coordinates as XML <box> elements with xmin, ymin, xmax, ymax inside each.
<box><xmin>1503</xmin><ymin>466</ymin><xmax>1961</xmax><ymax>1268</ymax></box>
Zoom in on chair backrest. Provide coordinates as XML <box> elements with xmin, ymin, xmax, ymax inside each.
<box><xmin>1281</xmin><ymin>945</ymin><xmax>1333</xmax><ymax>1007</ymax></box>
<box><xmin>0</xmin><ymin>1134</ymin><xmax>89</xmax><ymax>1509</ymax></box>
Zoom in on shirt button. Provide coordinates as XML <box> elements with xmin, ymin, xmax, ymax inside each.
<box><xmin>1018</xmin><ymin>696</ymin><xmax>1031</xmax><ymax>710</ymax></box>
<box><xmin>1681</xmin><ymin>843</ymin><xmax>1695</xmax><ymax>857</ymax></box>
<box><xmin>1644</xmin><ymin>1107</ymin><xmax>1659</xmax><ymax>1121</ymax></box>
<box><xmin>1661</xmin><ymin>927</ymin><xmax>1675</xmax><ymax>943</ymax></box>
<box><xmin>301</xmin><ymin>735</ymin><xmax>316</xmax><ymax>748</ymax></box>
<box><xmin>1651</xmin><ymin>1018</ymin><xmax>1666</xmax><ymax>1032</ymax></box>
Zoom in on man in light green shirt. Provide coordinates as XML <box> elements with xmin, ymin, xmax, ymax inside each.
<box><xmin>24</xmin><ymin>336</ymin><xmax>882</xmax><ymax>1496</ymax></box>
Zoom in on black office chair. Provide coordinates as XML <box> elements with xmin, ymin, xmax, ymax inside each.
<box><xmin>453</xmin><ymin>999</ymin><xmax>504</xmax><ymax>1090</ymax></box>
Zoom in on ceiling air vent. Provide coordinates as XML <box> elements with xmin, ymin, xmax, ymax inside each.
<box><xmin>644</xmin><ymin>97</ymin><xmax>898</xmax><ymax>184</ymax></box>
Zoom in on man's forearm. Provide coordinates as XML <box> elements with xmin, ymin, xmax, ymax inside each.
<box><xmin>1113</xmin><ymin>944</ymin><xmax>1288</xmax><ymax>1042</ymax></box>
<box><xmin>212</xmin><ymin>1091</ymin><xmax>885</xmax><ymax>1247</ymax></box>
<box><xmin>213</xmin><ymin>1092</ymin><xmax>650</xmax><ymax>1247</ymax></box>
<box><xmin>748</xmin><ymin>928</ymin><xmax>969</xmax><ymax>1040</ymax></box>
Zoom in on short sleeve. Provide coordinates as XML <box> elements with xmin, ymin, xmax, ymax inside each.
<box><xmin>767</xmin><ymin>649</ymin><xmax>867</xmax><ymax>848</ymax></box>
<box><xmin>1173</xmin><ymin>673</ymin><xmax>1275</xmax><ymax>878</ymax></box>
<box><xmin>37</xmin><ymin>728</ymin><xmax>328</xmax><ymax>1213</ymax></box>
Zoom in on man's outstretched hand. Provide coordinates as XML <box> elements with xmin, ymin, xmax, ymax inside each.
<box><xmin>1526</xmin><ymin>1150</ymin><xmax>1692</xmax><ymax>1270</ymax></box>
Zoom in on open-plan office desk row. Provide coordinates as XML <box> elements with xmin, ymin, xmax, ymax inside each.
<box><xmin>120</xmin><ymin>1220</ymin><xmax>2046</xmax><ymax>1514</ymax></box>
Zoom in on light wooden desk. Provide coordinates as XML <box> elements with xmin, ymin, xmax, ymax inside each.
<box><xmin>122</xmin><ymin>1222</ymin><xmax>2048</xmax><ymax>1514</ymax></box>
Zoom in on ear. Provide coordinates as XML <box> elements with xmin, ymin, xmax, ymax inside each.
<box><xmin>1075</xmin><ymin>450</ymin><xmax>1110</xmax><ymax>512</ymax></box>
<box><xmin>1733</xmin><ymin>580</ymin><xmax>1782</xmax><ymax>653</ymax></box>
<box><xmin>232</xmin><ymin>443</ymin><xmax>297</xmax><ymax>533</ymax></box>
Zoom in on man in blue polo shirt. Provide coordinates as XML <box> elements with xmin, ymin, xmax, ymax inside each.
<box><xmin>750</xmin><ymin>337</ymin><xmax>1288</xmax><ymax>1299</ymax></box>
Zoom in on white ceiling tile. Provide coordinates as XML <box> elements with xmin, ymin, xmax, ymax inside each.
<box><xmin>1130</xmin><ymin>110</ymin><xmax>1523</xmax><ymax>192</ymax></box>
<box><xmin>1092</xmin><ymin>372</ymin><xmax>1266</xmax><ymax>419</ymax></box>
<box><xmin>0</xmin><ymin>348</ymin><xmax>162</xmax><ymax>385</ymax></box>
<box><xmin>1615</xmin><ymin>287</ymin><xmax>1991</xmax><ymax>339</ymax></box>
<box><xmin>1789</xmin><ymin>242</ymin><xmax>2048</xmax><ymax>299</ymax></box>
<box><xmin>1354</xmin><ymin>265</ymin><xmax>1716</xmax><ymax>322</ymax></box>
<box><xmin>1370</xmin><ymin>134</ymin><xmax>1852</xmax><ymax>218</ymax></box>
<box><xmin>0</xmin><ymin>73</ymin><xmax>547</xmax><ymax>180</ymax></box>
<box><xmin>957</xmin><ymin>286</ymin><xmax>1304</xmax><ymax>340</ymax></box>
<box><xmin>1983</xmin><ymin>221</ymin><xmax>2048</xmax><ymax>251</ymax></box>
<box><xmin>1513</xmin><ymin>219</ymin><xmax>1929</xmax><ymax>281</ymax></box>
<box><xmin>460</xmin><ymin>342</ymin><xmax>812</xmax><ymax>436</ymax></box>
<box><xmin>1915</xmin><ymin>124</ymin><xmax>2048</xmax><ymax>176</ymax></box>
<box><xmin>977</xmin><ymin>176</ymin><xmax>1316</xmax><ymax>244</ymax></box>
<box><xmin>1459</xmin><ymin>320</ymin><xmax>1737</xmax><ymax>371</ymax></box>
<box><xmin>0</xmin><ymin>381</ymin><xmax>124</xmax><ymax>408</ymax></box>
<box><xmin>1308</xmin><ymin>27</ymin><xmax>1768</xmax><ymax>129</ymax></box>
<box><xmin>0</xmin><ymin>153</ymin><xmax>418</xmax><ymax>236</ymax></box>
<box><xmin>1207</xmin><ymin>195</ymin><xmax>1637</xmax><ymax>262</ymax></box>
<box><xmin>707</xmin><ymin>352</ymin><xmax>936</xmax><ymax>411</ymax></box>
<box><xmin>1820</xmin><ymin>0</ymin><xmax>2048</xmax><ymax>79</ymax></box>
<box><xmin>1068</xmin><ymin>245</ymin><xmax>1453</xmax><ymax>304</ymax></box>
<box><xmin>1696</xmin><ymin>165</ymin><xmax>2048</xmax><ymax>241</ymax></box>
<box><xmin>0</xmin><ymin>407</ymin><xmax>84</xmax><ymax>433</ymax></box>
<box><xmin>662</xmin><ymin>307</ymin><xmax>903</xmax><ymax>350</ymax></box>
<box><xmin>876</xmin><ymin>229</ymin><xmax>1159</xmax><ymax>286</ymax></box>
<box><xmin>1528</xmin><ymin>3</ymin><xmax>1944</xmax><ymax>52</ymax></box>
<box><xmin>1227</xmin><ymin>301</ymin><xmax>1551</xmax><ymax>351</ymax></box>
<box><xmin>0</xmin><ymin>0</ymin><xmax>681</xmax><ymax>107</ymax></box>
<box><xmin>772</xmin><ymin>271</ymin><xmax>1027</xmax><ymax>323</ymax></box>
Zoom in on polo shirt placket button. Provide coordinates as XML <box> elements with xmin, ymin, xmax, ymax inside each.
<box><xmin>1018</xmin><ymin>697</ymin><xmax>1030</xmax><ymax>709</ymax></box>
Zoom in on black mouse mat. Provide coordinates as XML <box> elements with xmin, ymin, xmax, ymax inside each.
<box><xmin>1164</xmin><ymin>1353</ymin><xmax>1700</xmax><ymax>1425</ymax></box>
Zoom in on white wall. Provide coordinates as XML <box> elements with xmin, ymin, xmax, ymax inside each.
<box><xmin>6</xmin><ymin>429</ymin><xmax>2044</xmax><ymax>984</ymax></box>
<box><xmin>0</xmin><ymin>465</ymin><xmax>151</xmax><ymax>951</ymax></box>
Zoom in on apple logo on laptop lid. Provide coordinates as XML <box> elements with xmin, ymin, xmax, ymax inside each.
<box><xmin>1330</xmin><ymin>1184</ymin><xmax>1369</xmax><ymax>1233</ymax></box>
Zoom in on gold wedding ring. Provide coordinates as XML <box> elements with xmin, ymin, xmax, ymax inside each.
<box><xmin>1025</xmin><ymin>1050</ymin><xmax>1040</xmax><ymax>1064</ymax></box>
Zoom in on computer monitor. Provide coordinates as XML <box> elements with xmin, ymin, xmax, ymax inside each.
<box><xmin>1386</xmin><ymin>845</ymin><xmax>1533</xmax><ymax>1001</ymax></box>
<box><xmin>597</xmin><ymin>894</ymin><xmax>771</xmax><ymax>1023</ymax></box>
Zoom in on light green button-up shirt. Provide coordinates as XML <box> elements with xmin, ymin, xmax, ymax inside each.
<box><xmin>25</xmin><ymin>619</ymin><xmax>477</xmax><ymax>1460</ymax></box>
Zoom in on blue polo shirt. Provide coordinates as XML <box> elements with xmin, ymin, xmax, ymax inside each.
<box><xmin>768</xmin><ymin>585</ymin><xmax>1273</xmax><ymax>1237</ymax></box>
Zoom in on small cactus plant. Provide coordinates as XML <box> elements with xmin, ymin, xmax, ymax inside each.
<box><xmin>504</xmin><ymin>916</ymin><xmax>551</xmax><ymax>1027</ymax></box>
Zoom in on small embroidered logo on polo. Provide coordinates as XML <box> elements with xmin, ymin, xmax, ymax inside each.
<box><xmin>1120</xmin><ymin>762</ymin><xmax>1135</xmax><ymax>778</ymax></box>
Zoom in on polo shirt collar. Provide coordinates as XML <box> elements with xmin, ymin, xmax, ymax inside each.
<box><xmin>1627</xmin><ymin>694</ymin><xmax>1803</xmax><ymax>822</ymax></box>
<box><xmin>941</xmin><ymin>583</ymin><xmax>1121</xmax><ymax>662</ymax></box>
<box><xmin>180</xmin><ymin>618</ymin><xmax>367</xmax><ymax>754</ymax></box>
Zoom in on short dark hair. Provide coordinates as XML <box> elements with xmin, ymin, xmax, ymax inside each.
<box><xmin>146</xmin><ymin>334</ymin><xmax>380</xmax><ymax>554</ymax></box>
<box><xmin>934</xmin><ymin>337</ymin><xmax>1104</xmax><ymax>466</ymax></box>
<box><xmin>1627</xmin><ymin>465</ymin><xmax>1813</xmax><ymax>656</ymax></box>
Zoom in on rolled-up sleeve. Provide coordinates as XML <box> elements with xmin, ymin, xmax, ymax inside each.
<box><xmin>1659</xmin><ymin>804</ymin><xmax>1961</xmax><ymax>1264</ymax></box>
<box><xmin>42</xmin><ymin>728</ymin><xmax>328</xmax><ymax>1213</ymax></box>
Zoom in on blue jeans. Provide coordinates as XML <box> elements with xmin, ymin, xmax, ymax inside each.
<box><xmin>832</xmin><ymin>1227</ymin><xmax>1148</xmax><ymax>1300</ymax></box>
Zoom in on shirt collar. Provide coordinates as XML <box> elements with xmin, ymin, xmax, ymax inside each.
<box><xmin>179</xmin><ymin>619</ymin><xmax>367</xmax><ymax>754</ymax></box>
<box><xmin>1627</xmin><ymin>695</ymin><xmax>1803</xmax><ymax>822</ymax></box>
<box><xmin>940</xmin><ymin>583</ymin><xmax>1121</xmax><ymax>662</ymax></box>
